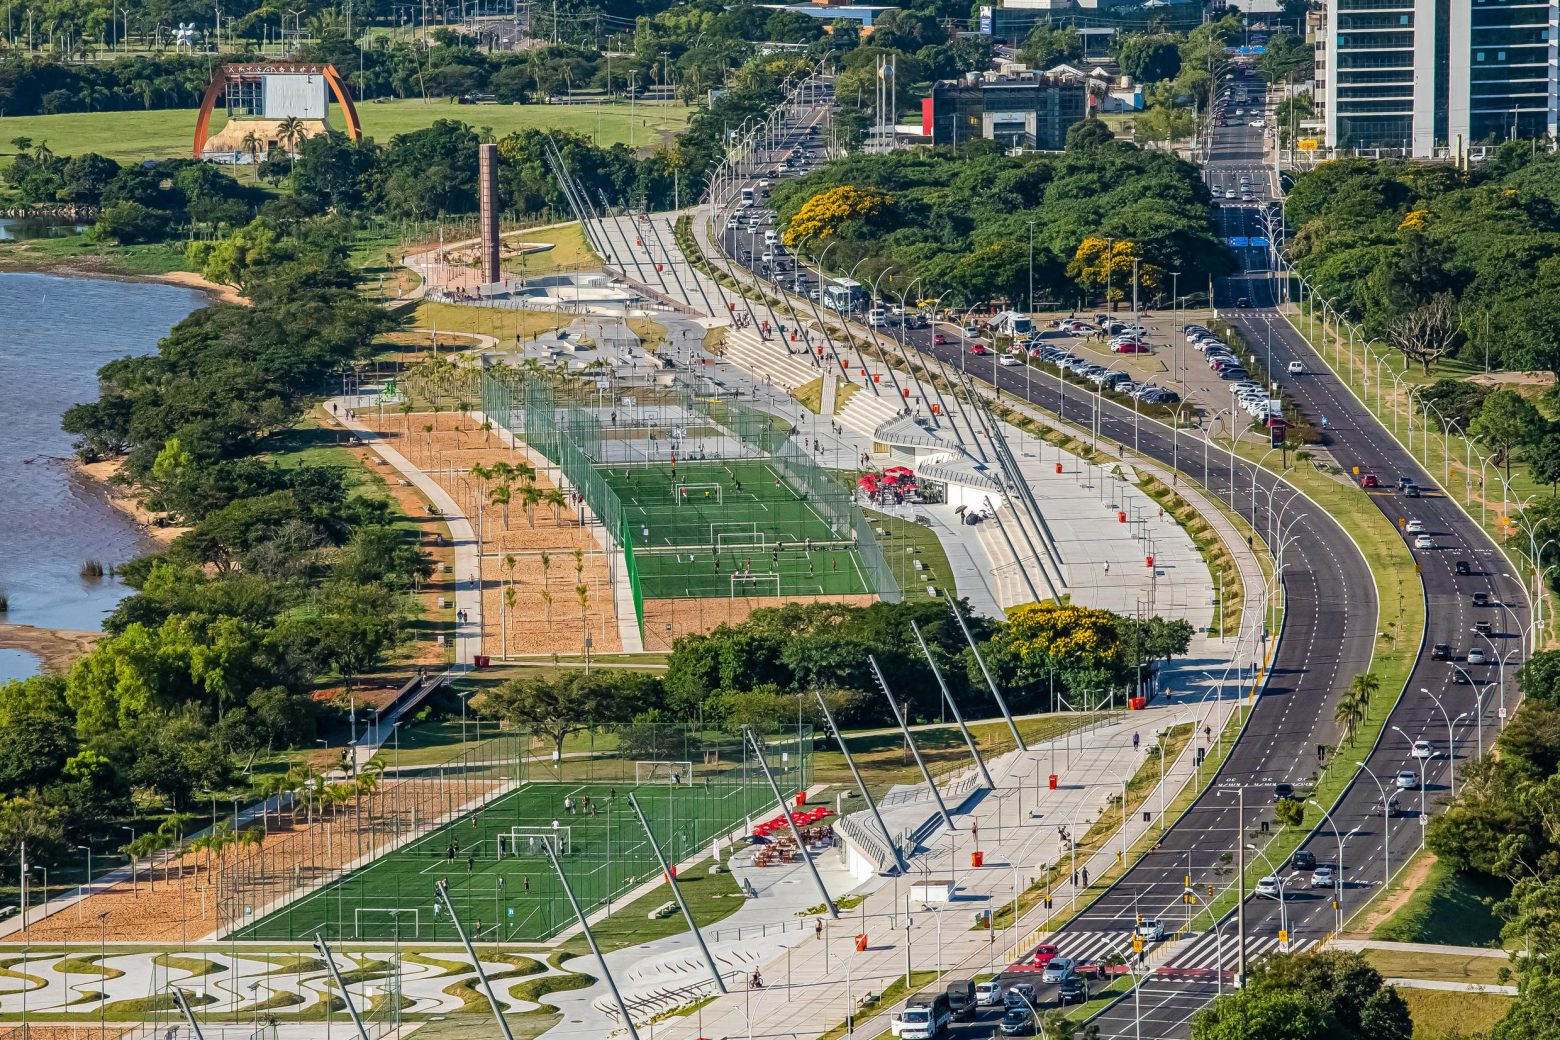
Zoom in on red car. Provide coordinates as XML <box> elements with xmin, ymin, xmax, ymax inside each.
<box><xmin>1029</xmin><ymin>944</ymin><xmax>1060</xmax><ymax>968</ymax></box>
<box><xmin>969</xmin><ymin>344</ymin><xmax>991</xmax><ymax>356</ymax></box>
<box><xmin>1360</xmin><ymin>473</ymin><xmax>1379</xmax><ymax>488</ymax></box>
<box><xmin>932</xmin><ymin>332</ymin><xmax>950</xmax><ymax>345</ymax></box>
<box><xmin>1111</xmin><ymin>342</ymin><xmax>1150</xmax><ymax>353</ymax></box>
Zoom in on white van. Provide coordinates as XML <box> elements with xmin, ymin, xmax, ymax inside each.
<box><xmin>763</xmin><ymin>229</ymin><xmax>778</xmax><ymax>245</ymax></box>
<box><xmin>868</xmin><ymin>308</ymin><xmax>888</xmax><ymax>327</ymax></box>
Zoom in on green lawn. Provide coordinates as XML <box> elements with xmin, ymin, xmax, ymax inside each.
<box><xmin>231</xmin><ymin>776</ymin><xmax>786</xmax><ymax>945</ymax></box>
<box><xmin>1371</xmin><ymin>856</ymin><xmax>1509</xmax><ymax>947</ymax></box>
<box><xmin>1400</xmin><ymin>988</ymin><xmax>1515</xmax><ymax>1039</ymax></box>
<box><xmin>501</xmin><ymin>222</ymin><xmax>599</xmax><ymax>277</ymax></box>
<box><xmin>608</xmin><ymin>459</ymin><xmax>877</xmax><ymax>599</ymax></box>
<box><xmin>0</xmin><ymin>99</ymin><xmax>692</xmax><ymax>165</ymax></box>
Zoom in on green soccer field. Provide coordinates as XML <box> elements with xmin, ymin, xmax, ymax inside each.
<box><xmin>602</xmin><ymin>459</ymin><xmax>874</xmax><ymax>598</ymax></box>
<box><xmin>231</xmin><ymin>774</ymin><xmax>790</xmax><ymax>944</ymax></box>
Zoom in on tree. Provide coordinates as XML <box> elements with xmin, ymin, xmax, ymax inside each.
<box><xmin>1193</xmin><ymin>989</ymin><xmax>1336</xmax><ymax>1040</ymax></box>
<box><xmin>1114</xmin><ymin>34</ymin><xmax>1182</xmax><ymax>84</ymax></box>
<box><xmin>1387</xmin><ymin>292</ymin><xmax>1462</xmax><ymax>375</ymax></box>
<box><xmin>186</xmin><ymin>218</ymin><xmax>278</xmax><ymax>291</ymax></box>
<box><xmin>484</xmin><ymin>672</ymin><xmax>644</xmax><ymax>760</ymax></box>
<box><xmin>1274</xmin><ymin>797</ymin><xmax>1305</xmax><ymax>828</ymax></box>
<box><xmin>1065</xmin><ymin>118</ymin><xmax>1116</xmax><ymax>151</ymax></box>
<box><xmin>1470</xmin><ymin>389</ymin><xmax>1544</xmax><ymax>479</ymax></box>
<box><xmin>1019</xmin><ymin>23</ymin><xmax>1083</xmax><ymax>69</ymax></box>
<box><xmin>0</xmin><ymin>795</ymin><xmax>67</xmax><ymax>862</ymax></box>
<box><xmin>91</xmin><ymin>200</ymin><xmax>168</xmax><ymax>244</ymax></box>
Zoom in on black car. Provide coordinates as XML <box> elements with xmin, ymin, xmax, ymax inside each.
<box><xmin>1432</xmin><ymin>643</ymin><xmax>1453</xmax><ymax>661</ymax></box>
<box><xmin>1274</xmin><ymin>782</ymin><xmax>1294</xmax><ymax>801</ymax></box>
<box><xmin>1452</xmin><ymin>668</ymin><xmax>1470</xmax><ymax>684</ymax></box>
<box><xmin>1057</xmin><ymin>976</ymin><xmax>1090</xmax><ymax>1006</ymax></box>
<box><xmin>1473</xmin><ymin>592</ymin><xmax>1491</xmax><ymax>607</ymax></box>
<box><xmin>1291</xmin><ymin>850</ymin><xmax>1317</xmax><ymax>870</ymax></box>
<box><xmin>1404</xmin><ymin>484</ymin><xmax>1421</xmax><ymax>498</ymax></box>
<box><xmin>1398</xmin><ymin>476</ymin><xmax>1416</xmax><ymax>490</ymax></box>
<box><xmin>1455</xmin><ymin>560</ymin><xmax>1472</xmax><ymax>575</ymax></box>
<box><xmin>1000</xmin><ymin>1008</ymin><xmax>1038</xmax><ymax>1036</ymax></box>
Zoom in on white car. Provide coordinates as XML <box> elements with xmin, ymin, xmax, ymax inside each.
<box><xmin>976</xmin><ymin>980</ymin><xmax>1003</xmax><ymax>1006</ymax></box>
<box><xmin>1468</xmin><ymin>646</ymin><xmax>1487</xmax><ymax>664</ymax></box>
<box><xmin>1396</xmin><ymin>770</ymin><xmax>1420</xmax><ymax>790</ymax></box>
<box><xmin>1414</xmin><ymin>534</ymin><xmax>1435</xmax><ymax>550</ymax></box>
<box><xmin>1311</xmin><ymin>865</ymin><xmax>1336</xmax><ymax>889</ymax></box>
<box><xmin>1251</xmin><ymin>119</ymin><xmax>1267</xmax><ymax>128</ymax></box>
<box><xmin>1412</xmin><ymin>739</ymin><xmax>1434</xmax><ymax>759</ymax></box>
<box><xmin>1406</xmin><ymin>520</ymin><xmax>1424</xmax><ymax>534</ymax></box>
<box><xmin>1255</xmin><ymin>876</ymin><xmax>1281</xmax><ymax>899</ymax></box>
<box><xmin>999</xmin><ymin>354</ymin><xmax>1022</xmax><ymax>366</ymax></box>
<box><xmin>1287</xmin><ymin>361</ymin><xmax>1304</xmax><ymax>374</ymax></box>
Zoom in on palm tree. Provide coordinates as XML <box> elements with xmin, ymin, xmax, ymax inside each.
<box><xmin>543</xmin><ymin>487</ymin><xmax>567</xmax><ymax>524</ymax></box>
<box><xmin>503</xmin><ymin>554</ymin><xmax>518</xmax><ymax>589</ymax></box>
<box><xmin>276</xmin><ymin>115</ymin><xmax>306</xmax><ymax>164</ymax></box>
<box><xmin>400</xmin><ymin>401</ymin><xmax>415</xmax><ymax>436</ymax></box>
<box><xmin>540</xmin><ymin>588</ymin><xmax>553</xmax><ymax>626</ymax></box>
<box><xmin>1348</xmin><ymin>671</ymin><xmax>1381</xmax><ymax>717</ymax></box>
<box><xmin>240</xmin><ymin>129</ymin><xmax>262</xmax><ymax>166</ymax></box>
<box><xmin>576</xmin><ymin>582</ymin><xmax>590</xmax><ymax>633</ymax></box>
<box><xmin>502</xmin><ymin>586</ymin><xmax>517</xmax><ymax>658</ymax></box>
<box><xmin>539</xmin><ymin>551</ymin><xmax>553</xmax><ymax>622</ymax></box>
<box><xmin>1334</xmin><ymin>695</ymin><xmax>1365</xmax><ymax>746</ymax></box>
<box><xmin>423</xmin><ymin>422</ymin><xmax>435</xmax><ymax>461</ymax></box>
<box><xmin>469</xmin><ymin>463</ymin><xmax>492</xmax><ymax>516</ymax></box>
<box><xmin>489</xmin><ymin>483</ymin><xmax>513</xmax><ymax>528</ymax></box>
<box><xmin>519</xmin><ymin>483</ymin><xmax>541</xmax><ymax>527</ymax></box>
<box><xmin>481</xmin><ymin>420</ymin><xmax>494</xmax><ymax>445</ymax></box>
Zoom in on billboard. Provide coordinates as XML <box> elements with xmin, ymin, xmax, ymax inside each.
<box><xmin>979</xmin><ymin>6</ymin><xmax>992</xmax><ymax>34</ymax></box>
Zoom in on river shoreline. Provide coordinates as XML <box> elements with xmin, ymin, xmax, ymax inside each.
<box><xmin>75</xmin><ymin>458</ymin><xmax>187</xmax><ymax>547</ymax></box>
<box><xmin>0</xmin><ymin>623</ymin><xmax>102</xmax><ymax>673</ymax></box>
<box><xmin>0</xmin><ymin>242</ymin><xmax>242</xmax><ymax>304</ymax></box>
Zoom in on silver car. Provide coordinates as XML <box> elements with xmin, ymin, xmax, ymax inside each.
<box><xmin>1041</xmin><ymin>957</ymin><xmax>1076</xmax><ymax>985</ymax></box>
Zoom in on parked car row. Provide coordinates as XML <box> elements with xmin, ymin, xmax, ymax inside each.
<box><xmin>1025</xmin><ymin>346</ymin><xmax>1181</xmax><ymax>404</ymax></box>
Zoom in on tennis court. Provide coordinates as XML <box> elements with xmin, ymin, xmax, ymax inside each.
<box><xmin>231</xmin><ymin>734</ymin><xmax>811</xmax><ymax>944</ymax></box>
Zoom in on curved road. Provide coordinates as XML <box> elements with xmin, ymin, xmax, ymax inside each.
<box><xmin>707</xmin><ymin>82</ymin><xmax>1529</xmax><ymax>1039</ymax></box>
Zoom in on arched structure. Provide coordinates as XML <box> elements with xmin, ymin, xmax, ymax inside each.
<box><xmin>194</xmin><ymin>63</ymin><xmax>362</xmax><ymax>158</ymax></box>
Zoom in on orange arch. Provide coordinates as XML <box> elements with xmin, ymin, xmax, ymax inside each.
<box><xmin>193</xmin><ymin>63</ymin><xmax>363</xmax><ymax>157</ymax></box>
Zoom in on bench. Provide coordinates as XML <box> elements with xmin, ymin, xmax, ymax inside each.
<box><xmin>647</xmin><ymin>900</ymin><xmax>678</xmax><ymax>921</ymax></box>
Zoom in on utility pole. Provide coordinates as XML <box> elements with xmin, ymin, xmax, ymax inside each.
<box><xmin>1236</xmin><ymin>785</ymin><xmax>1246</xmax><ymax>987</ymax></box>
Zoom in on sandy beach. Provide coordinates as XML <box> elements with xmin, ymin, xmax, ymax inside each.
<box><xmin>0</xmin><ymin>622</ymin><xmax>101</xmax><ymax>673</ymax></box>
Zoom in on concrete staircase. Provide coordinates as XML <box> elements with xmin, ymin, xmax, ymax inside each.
<box><xmin>837</xmin><ymin>386</ymin><xmax>905</xmax><ymax>440</ymax></box>
<box><xmin>721</xmin><ymin>327</ymin><xmax>820</xmax><ymax>391</ymax></box>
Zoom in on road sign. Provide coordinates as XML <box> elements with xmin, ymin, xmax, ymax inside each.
<box><xmin>1278</xmin><ymin>929</ymin><xmax>1288</xmax><ymax>943</ymax></box>
<box><xmin>1228</xmin><ymin>236</ymin><xmax>1251</xmax><ymax>248</ymax></box>
<box><xmin>1251</xmin><ymin>237</ymin><xmax>1270</xmax><ymax>247</ymax></box>
<box><xmin>1298</xmin><ymin>139</ymin><xmax>1319</xmax><ymax>151</ymax></box>
<box><xmin>1419</xmin><ymin>813</ymin><xmax>1429</xmax><ymax>826</ymax></box>
<box><xmin>1499</xmin><ymin>706</ymin><xmax>1508</xmax><ymax>719</ymax></box>
<box><xmin>1132</xmin><ymin>935</ymin><xmax>1145</xmax><ymax>954</ymax></box>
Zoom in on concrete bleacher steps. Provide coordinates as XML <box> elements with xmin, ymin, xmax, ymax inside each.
<box><xmin>721</xmin><ymin>328</ymin><xmax>820</xmax><ymax>391</ymax></box>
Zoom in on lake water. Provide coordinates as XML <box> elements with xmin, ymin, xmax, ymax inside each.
<box><xmin>0</xmin><ymin>271</ymin><xmax>203</xmax><ymax>667</ymax></box>
<box><xmin>0</xmin><ymin>217</ymin><xmax>89</xmax><ymax>241</ymax></box>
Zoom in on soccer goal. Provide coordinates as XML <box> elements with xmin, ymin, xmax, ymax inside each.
<box><xmin>714</xmin><ymin>525</ymin><xmax>768</xmax><ymax>553</ymax></box>
<box><xmin>674</xmin><ymin>482</ymin><xmax>724</xmax><ymax>504</ymax></box>
<box><xmin>354</xmin><ymin>908</ymin><xmax>420</xmax><ymax>939</ymax></box>
<box><xmin>730</xmin><ymin>572</ymin><xmax>782</xmax><ymax>598</ymax></box>
<box><xmin>635</xmin><ymin>761</ymin><xmax>695</xmax><ymax>784</ymax></box>
<box><xmin>498</xmin><ymin>826</ymin><xmax>573</xmax><ymax>858</ymax></box>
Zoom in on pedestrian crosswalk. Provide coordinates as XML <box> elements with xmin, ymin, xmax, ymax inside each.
<box><xmin>1006</xmin><ymin>928</ymin><xmax>1317</xmax><ymax>977</ymax></box>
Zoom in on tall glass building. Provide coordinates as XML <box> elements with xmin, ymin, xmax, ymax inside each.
<box><xmin>1320</xmin><ymin>0</ymin><xmax>1558</xmax><ymax>156</ymax></box>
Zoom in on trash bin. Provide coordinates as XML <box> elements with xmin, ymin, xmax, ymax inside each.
<box><xmin>972</xmin><ymin>850</ymin><xmax>985</xmax><ymax>867</ymax></box>
<box><xmin>1049</xmin><ymin>774</ymin><xmax>1058</xmax><ymax>790</ymax></box>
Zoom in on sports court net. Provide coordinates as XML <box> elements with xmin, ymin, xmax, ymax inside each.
<box><xmin>481</xmin><ymin>370</ymin><xmax>901</xmax><ymax>619</ymax></box>
<box><xmin>635</xmin><ymin>761</ymin><xmax>695</xmax><ymax>784</ymax></box>
<box><xmin>231</xmin><ymin>722</ymin><xmax>816</xmax><ymax>945</ymax></box>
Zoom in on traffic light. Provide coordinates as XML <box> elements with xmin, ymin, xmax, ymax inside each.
<box><xmin>1207</xmin><ymin>884</ymin><xmax>1214</xmax><ymax>898</ymax></box>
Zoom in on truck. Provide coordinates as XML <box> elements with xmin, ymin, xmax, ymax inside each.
<box><xmin>891</xmin><ymin>992</ymin><xmax>951</xmax><ymax>1039</ymax></box>
<box><xmin>944</xmin><ymin>980</ymin><xmax>976</xmax><ymax>1021</ymax></box>
<box><xmin>989</xmin><ymin>310</ymin><xmax>1034</xmax><ymax>338</ymax></box>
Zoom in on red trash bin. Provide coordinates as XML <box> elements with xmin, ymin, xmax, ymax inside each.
<box><xmin>972</xmin><ymin>850</ymin><xmax>985</xmax><ymax>867</ymax></box>
<box><xmin>1049</xmin><ymin>774</ymin><xmax>1058</xmax><ymax>790</ymax></box>
<box><xmin>855</xmin><ymin>934</ymin><xmax>869</xmax><ymax>952</ymax></box>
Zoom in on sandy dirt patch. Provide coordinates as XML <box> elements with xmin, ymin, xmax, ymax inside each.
<box><xmin>75</xmin><ymin>458</ymin><xmax>186</xmax><ymax>546</ymax></box>
<box><xmin>0</xmin><ymin>623</ymin><xmax>101</xmax><ymax>673</ymax></box>
<box><xmin>1347</xmin><ymin>852</ymin><xmax>1438</xmax><ymax>938</ymax></box>
<box><xmin>20</xmin><ymin>775</ymin><xmax>503</xmax><ymax>944</ymax></box>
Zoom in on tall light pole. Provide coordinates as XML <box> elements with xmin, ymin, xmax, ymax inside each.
<box><xmin>1420</xmin><ymin>687</ymin><xmax>1466</xmax><ymax>793</ymax></box>
<box><xmin>1353</xmin><ymin>762</ymin><xmax>1394</xmax><ymax>891</ymax></box>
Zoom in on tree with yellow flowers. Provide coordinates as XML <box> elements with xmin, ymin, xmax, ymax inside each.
<box><xmin>1066</xmin><ymin>237</ymin><xmax>1164</xmax><ymax>310</ymax></box>
<box><xmin>782</xmin><ymin>185</ymin><xmax>895</xmax><ymax>249</ymax></box>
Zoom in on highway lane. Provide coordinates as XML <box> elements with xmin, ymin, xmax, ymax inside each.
<box><xmin>711</xmin><ymin>93</ymin><xmax>1385</xmax><ymax>1035</ymax></box>
<box><xmin>706</xmin><ymin>80</ymin><xmax>1529</xmax><ymax>1037</ymax></box>
<box><xmin>1083</xmin><ymin>82</ymin><xmax>1534</xmax><ymax>1037</ymax></box>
